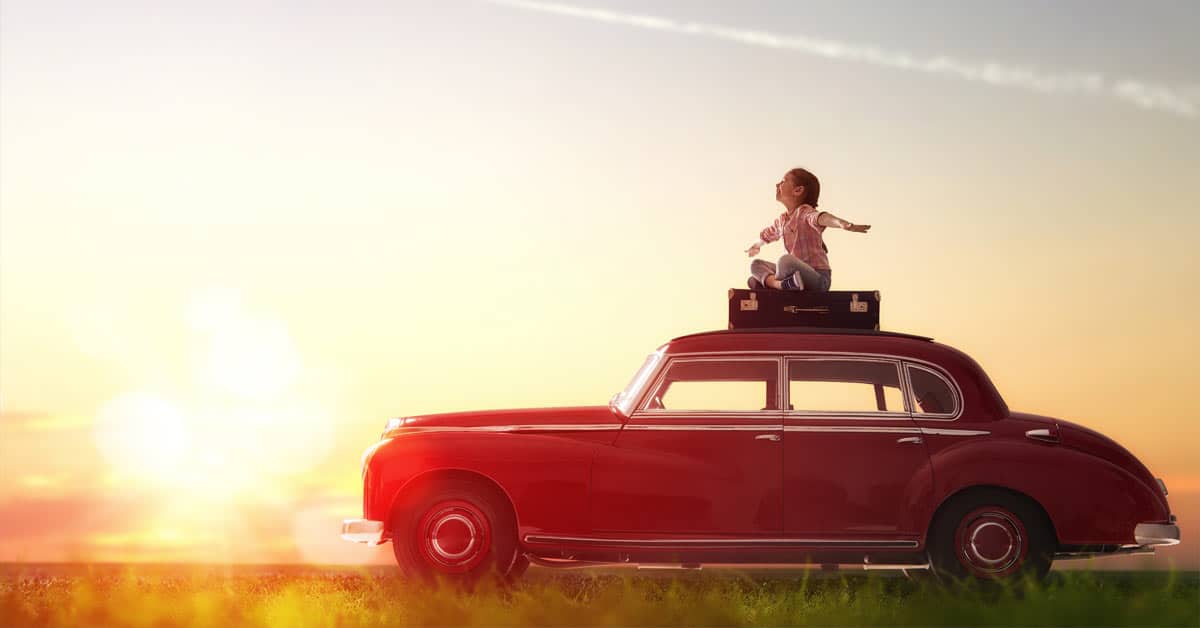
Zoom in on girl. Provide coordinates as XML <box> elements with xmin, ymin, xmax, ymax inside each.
<box><xmin>746</xmin><ymin>167</ymin><xmax>870</xmax><ymax>291</ymax></box>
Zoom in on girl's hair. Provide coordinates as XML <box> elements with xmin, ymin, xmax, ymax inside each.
<box><xmin>788</xmin><ymin>167</ymin><xmax>821</xmax><ymax>207</ymax></box>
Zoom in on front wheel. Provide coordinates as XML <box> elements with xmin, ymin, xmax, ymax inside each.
<box><xmin>391</xmin><ymin>479</ymin><xmax>520</xmax><ymax>586</ymax></box>
<box><xmin>927</xmin><ymin>490</ymin><xmax>1054</xmax><ymax>583</ymax></box>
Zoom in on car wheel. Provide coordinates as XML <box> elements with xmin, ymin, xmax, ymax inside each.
<box><xmin>391</xmin><ymin>479</ymin><xmax>519</xmax><ymax>586</ymax></box>
<box><xmin>927</xmin><ymin>489</ymin><xmax>1054</xmax><ymax>583</ymax></box>
<box><xmin>506</xmin><ymin>554</ymin><xmax>531</xmax><ymax>583</ymax></box>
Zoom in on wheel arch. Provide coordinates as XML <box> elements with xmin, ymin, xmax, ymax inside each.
<box><xmin>384</xmin><ymin>467</ymin><xmax>519</xmax><ymax>539</ymax></box>
<box><xmin>926</xmin><ymin>484</ymin><xmax>1059</xmax><ymax>549</ymax></box>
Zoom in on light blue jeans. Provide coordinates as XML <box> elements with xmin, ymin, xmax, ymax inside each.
<box><xmin>750</xmin><ymin>254</ymin><xmax>832</xmax><ymax>292</ymax></box>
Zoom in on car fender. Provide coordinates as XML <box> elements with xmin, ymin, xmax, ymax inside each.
<box><xmin>367</xmin><ymin>431</ymin><xmax>601</xmax><ymax>537</ymax></box>
<box><xmin>928</xmin><ymin>438</ymin><xmax>1165</xmax><ymax>545</ymax></box>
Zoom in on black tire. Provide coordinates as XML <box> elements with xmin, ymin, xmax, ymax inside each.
<box><xmin>506</xmin><ymin>554</ymin><xmax>531</xmax><ymax>583</ymax></box>
<box><xmin>390</xmin><ymin>478</ymin><xmax>520</xmax><ymax>587</ymax></box>
<box><xmin>926</xmin><ymin>489</ymin><xmax>1054</xmax><ymax>583</ymax></box>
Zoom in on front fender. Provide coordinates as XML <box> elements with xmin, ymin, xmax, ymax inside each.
<box><xmin>365</xmin><ymin>431</ymin><xmax>599</xmax><ymax>537</ymax></box>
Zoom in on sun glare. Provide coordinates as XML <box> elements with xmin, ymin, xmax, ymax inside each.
<box><xmin>203</xmin><ymin>317</ymin><xmax>301</xmax><ymax>401</ymax></box>
<box><xmin>93</xmin><ymin>393</ymin><xmax>191</xmax><ymax>478</ymax></box>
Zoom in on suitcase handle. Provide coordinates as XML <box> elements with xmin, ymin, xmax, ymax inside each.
<box><xmin>783</xmin><ymin>306</ymin><xmax>829</xmax><ymax>314</ymax></box>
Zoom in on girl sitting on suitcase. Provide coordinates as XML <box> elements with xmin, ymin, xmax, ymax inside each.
<box><xmin>746</xmin><ymin>167</ymin><xmax>870</xmax><ymax>291</ymax></box>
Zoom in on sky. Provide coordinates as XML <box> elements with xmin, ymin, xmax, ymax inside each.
<box><xmin>1</xmin><ymin>0</ymin><xmax>1197</xmax><ymax>569</ymax></box>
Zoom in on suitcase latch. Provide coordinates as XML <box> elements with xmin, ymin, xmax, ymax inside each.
<box><xmin>850</xmin><ymin>293</ymin><xmax>869</xmax><ymax>313</ymax></box>
<box><xmin>783</xmin><ymin>306</ymin><xmax>829</xmax><ymax>314</ymax></box>
<box><xmin>740</xmin><ymin>292</ymin><xmax>759</xmax><ymax>311</ymax></box>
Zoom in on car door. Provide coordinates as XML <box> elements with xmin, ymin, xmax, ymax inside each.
<box><xmin>591</xmin><ymin>355</ymin><xmax>784</xmax><ymax>535</ymax></box>
<box><xmin>782</xmin><ymin>355</ymin><xmax>934</xmax><ymax>540</ymax></box>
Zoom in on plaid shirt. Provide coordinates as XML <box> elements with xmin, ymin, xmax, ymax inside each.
<box><xmin>759</xmin><ymin>204</ymin><xmax>830</xmax><ymax>270</ymax></box>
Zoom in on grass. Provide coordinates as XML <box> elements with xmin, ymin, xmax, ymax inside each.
<box><xmin>1</xmin><ymin>564</ymin><xmax>1197</xmax><ymax>627</ymax></box>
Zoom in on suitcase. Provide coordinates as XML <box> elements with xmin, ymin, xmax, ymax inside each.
<box><xmin>728</xmin><ymin>289</ymin><xmax>881</xmax><ymax>330</ymax></box>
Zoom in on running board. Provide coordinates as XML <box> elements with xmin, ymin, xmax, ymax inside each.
<box><xmin>524</xmin><ymin>554</ymin><xmax>627</xmax><ymax>570</ymax></box>
<box><xmin>1055</xmin><ymin>545</ymin><xmax>1156</xmax><ymax>560</ymax></box>
<box><xmin>525</xmin><ymin>553</ymin><xmax>930</xmax><ymax>572</ymax></box>
<box><xmin>862</xmin><ymin>562</ymin><xmax>930</xmax><ymax>571</ymax></box>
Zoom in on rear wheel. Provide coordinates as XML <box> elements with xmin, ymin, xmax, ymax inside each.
<box><xmin>927</xmin><ymin>489</ymin><xmax>1054</xmax><ymax>583</ymax></box>
<box><xmin>506</xmin><ymin>554</ymin><xmax>531</xmax><ymax>582</ymax></box>
<box><xmin>391</xmin><ymin>479</ymin><xmax>520</xmax><ymax>586</ymax></box>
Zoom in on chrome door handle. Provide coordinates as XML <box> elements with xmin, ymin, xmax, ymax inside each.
<box><xmin>1025</xmin><ymin>428</ymin><xmax>1059</xmax><ymax>444</ymax></box>
<box><xmin>896</xmin><ymin>436</ymin><xmax>923</xmax><ymax>444</ymax></box>
<box><xmin>755</xmin><ymin>433</ymin><xmax>781</xmax><ymax>442</ymax></box>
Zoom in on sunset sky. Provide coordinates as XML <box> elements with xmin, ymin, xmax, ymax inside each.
<box><xmin>1</xmin><ymin>1</ymin><xmax>1197</xmax><ymax>569</ymax></box>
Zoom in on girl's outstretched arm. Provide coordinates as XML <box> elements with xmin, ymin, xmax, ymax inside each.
<box><xmin>817</xmin><ymin>211</ymin><xmax>871</xmax><ymax>233</ymax></box>
<box><xmin>746</xmin><ymin>216</ymin><xmax>784</xmax><ymax>255</ymax></box>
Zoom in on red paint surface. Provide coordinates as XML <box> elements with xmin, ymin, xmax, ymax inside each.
<box><xmin>358</xmin><ymin>330</ymin><xmax>1176</xmax><ymax>564</ymax></box>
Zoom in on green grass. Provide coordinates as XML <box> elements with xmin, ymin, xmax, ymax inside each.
<box><xmin>2</xmin><ymin>565</ymin><xmax>1197</xmax><ymax>627</ymax></box>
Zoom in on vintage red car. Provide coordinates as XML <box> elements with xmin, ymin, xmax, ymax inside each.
<box><xmin>342</xmin><ymin>327</ymin><xmax>1180</xmax><ymax>583</ymax></box>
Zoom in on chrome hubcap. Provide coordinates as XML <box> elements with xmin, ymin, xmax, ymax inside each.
<box><xmin>955</xmin><ymin>507</ymin><xmax>1027</xmax><ymax>576</ymax></box>
<box><xmin>417</xmin><ymin>499</ymin><xmax>492</xmax><ymax>573</ymax></box>
<box><xmin>430</xmin><ymin>513</ymin><xmax>476</xmax><ymax>560</ymax></box>
<box><xmin>969</xmin><ymin>521</ymin><xmax>1015</xmax><ymax>565</ymax></box>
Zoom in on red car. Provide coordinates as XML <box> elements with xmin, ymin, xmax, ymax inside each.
<box><xmin>342</xmin><ymin>327</ymin><xmax>1180</xmax><ymax>583</ymax></box>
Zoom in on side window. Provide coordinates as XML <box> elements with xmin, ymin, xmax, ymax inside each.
<box><xmin>907</xmin><ymin>364</ymin><xmax>958</xmax><ymax>417</ymax></box>
<box><xmin>788</xmin><ymin>359</ymin><xmax>905</xmax><ymax>413</ymax></box>
<box><xmin>643</xmin><ymin>359</ymin><xmax>778</xmax><ymax>412</ymax></box>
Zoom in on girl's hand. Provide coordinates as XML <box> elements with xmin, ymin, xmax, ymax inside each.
<box><xmin>846</xmin><ymin>223</ymin><xmax>871</xmax><ymax>233</ymax></box>
<box><xmin>745</xmin><ymin>243</ymin><xmax>762</xmax><ymax>257</ymax></box>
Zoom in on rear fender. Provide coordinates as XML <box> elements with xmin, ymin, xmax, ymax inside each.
<box><xmin>929</xmin><ymin>439</ymin><xmax>1165</xmax><ymax>545</ymax></box>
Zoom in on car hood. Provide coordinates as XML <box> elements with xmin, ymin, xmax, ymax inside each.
<box><xmin>396</xmin><ymin>406</ymin><xmax>624</xmax><ymax>429</ymax></box>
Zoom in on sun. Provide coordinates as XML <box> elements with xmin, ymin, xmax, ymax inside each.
<box><xmin>92</xmin><ymin>393</ymin><xmax>191</xmax><ymax>479</ymax></box>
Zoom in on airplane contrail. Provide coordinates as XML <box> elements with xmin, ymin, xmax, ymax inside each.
<box><xmin>487</xmin><ymin>0</ymin><xmax>1197</xmax><ymax>119</ymax></box>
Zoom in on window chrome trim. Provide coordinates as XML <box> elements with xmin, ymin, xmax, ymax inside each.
<box><xmin>523</xmin><ymin>534</ymin><xmax>919</xmax><ymax>549</ymax></box>
<box><xmin>630</xmin><ymin>413</ymin><xmax>782</xmax><ymax>420</ymax></box>
<box><xmin>660</xmin><ymin>350</ymin><xmax>966</xmax><ymax>422</ymax></box>
<box><xmin>903</xmin><ymin>362</ymin><xmax>963</xmax><ymax>420</ymax></box>
<box><xmin>625</xmin><ymin>424</ymin><xmax>784</xmax><ymax>431</ymax></box>
<box><xmin>783</xmin><ymin>355</ymin><xmax>909</xmax><ymax>418</ymax></box>
<box><xmin>633</xmin><ymin>355</ymin><xmax>784</xmax><ymax>416</ymax></box>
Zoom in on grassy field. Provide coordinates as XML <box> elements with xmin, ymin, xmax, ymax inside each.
<box><xmin>1</xmin><ymin>564</ymin><xmax>1197</xmax><ymax>627</ymax></box>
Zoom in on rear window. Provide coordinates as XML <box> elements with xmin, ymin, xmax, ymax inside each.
<box><xmin>906</xmin><ymin>364</ymin><xmax>958</xmax><ymax>417</ymax></box>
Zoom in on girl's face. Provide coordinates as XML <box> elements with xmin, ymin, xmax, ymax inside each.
<box><xmin>775</xmin><ymin>173</ymin><xmax>804</xmax><ymax>205</ymax></box>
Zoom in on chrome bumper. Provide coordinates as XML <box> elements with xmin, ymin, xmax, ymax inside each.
<box><xmin>1134</xmin><ymin>522</ymin><xmax>1181</xmax><ymax>546</ymax></box>
<box><xmin>341</xmin><ymin>518</ymin><xmax>384</xmax><ymax>544</ymax></box>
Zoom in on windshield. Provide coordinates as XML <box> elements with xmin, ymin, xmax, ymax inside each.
<box><xmin>613</xmin><ymin>350</ymin><xmax>664</xmax><ymax>416</ymax></box>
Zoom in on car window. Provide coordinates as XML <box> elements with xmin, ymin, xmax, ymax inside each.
<box><xmin>615</xmin><ymin>351</ymin><xmax>664</xmax><ymax>416</ymax></box>
<box><xmin>788</xmin><ymin>359</ymin><xmax>905</xmax><ymax>413</ymax></box>
<box><xmin>907</xmin><ymin>364</ymin><xmax>958</xmax><ymax>416</ymax></box>
<box><xmin>644</xmin><ymin>359</ymin><xmax>777</xmax><ymax>412</ymax></box>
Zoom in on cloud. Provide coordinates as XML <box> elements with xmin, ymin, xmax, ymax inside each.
<box><xmin>487</xmin><ymin>0</ymin><xmax>1197</xmax><ymax>118</ymax></box>
<box><xmin>0</xmin><ymin>410</ymin><xmax>92</xmax><ymax>432</ymax></box>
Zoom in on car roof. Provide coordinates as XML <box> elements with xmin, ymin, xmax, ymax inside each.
<box><xmin>661</xmin><ymin>327</ymin><xmax>1011</xmax><ymax>421</ymax></box>
<box><xmin>671</xmin><ymin>327</ymin><xmax>933</xmax><ymax>343</ymax></box>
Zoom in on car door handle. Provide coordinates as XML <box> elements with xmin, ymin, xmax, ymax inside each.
<box><xmin>896</xmin><ymin>436</ymin><xmax>923</xmax><ymax>444</ymax></box>
<box><xmin>755</xmin><ymin>433</ymin><xmax>781</xmax><ymax>442</ymax></box>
